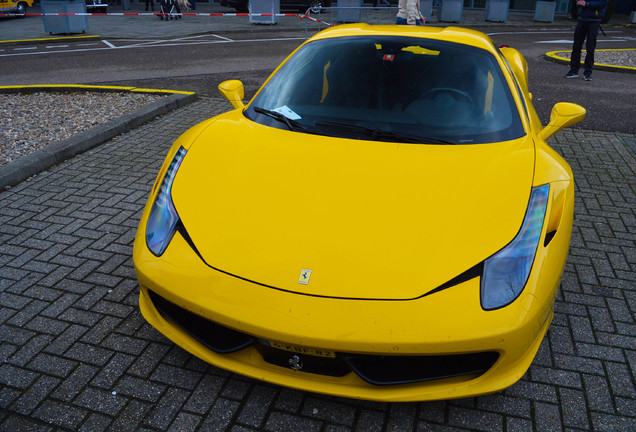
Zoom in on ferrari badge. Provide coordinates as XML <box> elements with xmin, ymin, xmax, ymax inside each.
<box><xmin>298</xmin><ymin>269</ymin><xmax>312</xmax><ymax>285</ymax></box>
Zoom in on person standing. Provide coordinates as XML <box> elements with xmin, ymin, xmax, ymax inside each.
<box><xmin>396</xmin><ymin>0</ymin><xmax>425</xmax><ymax>25</ymax></box>
<box><xmin>564</xmin><ymin>0</ymin><xmax>609</xmax><ymax>81</ymax></box>
<box><xmin>146</xmin><ymin>0</ymin><xmax>154</xmax><ymax>11</ymax></box>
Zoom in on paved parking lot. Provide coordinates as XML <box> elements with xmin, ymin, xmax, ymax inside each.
<box><xmin>1</xmin><ymin>97</ymin><xmax>634</xmax><ymax>431</ymax></box>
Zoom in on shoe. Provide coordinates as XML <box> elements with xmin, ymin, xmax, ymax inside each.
<box><xmin>584</xmin><ymin>73</ymin><xmax>592</xmax><ymax>81</ymax></box>
<box><xmin>564</xmin><ymin>70</ymin><xmax>578</xmax><ymax>78</ymax></box>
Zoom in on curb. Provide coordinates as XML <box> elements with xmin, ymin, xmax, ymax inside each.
<box><xmin>0</xmin><ymin>85</ymin><xmax>198</xmax><ymax>190</ymax></box>
<box><xmin>544</xmin><ymin>48</ymin><xmax>636</xmax><ymax>74</ymax></box>
<box><xmin>0</xmin><ymin>35</ymin><xmax>101</xmax><ymax>46</ymax></box>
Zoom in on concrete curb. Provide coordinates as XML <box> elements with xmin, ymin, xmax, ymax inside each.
<box><xmin>544</xmin><ymin>48</ymin><xmax>636</xmax><ymax>74</ymax></box>
<box><xmin>0</xmin><ymin>85</ymin><xmax>198</xmax><ymax>189</ymax></box>
<box><xmin>0</xmin><ymin>34</ymin><xmax>101</xmax><ymax>46</ymax></box>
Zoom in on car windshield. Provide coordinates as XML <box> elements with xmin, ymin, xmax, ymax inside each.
<box><xmin>246</xmin><ymin>36</ymin><xmax>524</xmax><ymax>144</ymax></box>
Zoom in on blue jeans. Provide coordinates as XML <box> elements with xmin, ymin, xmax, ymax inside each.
<box><xmin>570</xmin><ymin>20</ymin><xmax>600</xmax><ymax>74</ymax></box>
<box><xmin>396</xmin><ymin>17</ymin><xmax>423</xmax><ymax>25</ymax></box>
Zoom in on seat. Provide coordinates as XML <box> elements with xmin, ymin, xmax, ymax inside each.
<box><xmin>321</xmin><ymin>43</ymin><xmax>386</xmax><ymax>110</ymax></box>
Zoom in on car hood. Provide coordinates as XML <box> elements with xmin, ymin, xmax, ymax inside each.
<box><xmin>172</xmin><ymin>113</ymin><xmax>535</xmax><ymax>300</ymax></box>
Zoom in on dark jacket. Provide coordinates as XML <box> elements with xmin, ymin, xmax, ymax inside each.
<box><xmin>577</xmin><ymin>0</ymin><xmax>608</xmax><ymax>22</ymax></box>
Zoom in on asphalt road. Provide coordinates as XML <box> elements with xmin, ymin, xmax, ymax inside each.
<box><xmin>1</xmin><ymin>25</ymin><xmax>635</xmax><ymax>134</ymax></box>
<box><xmin>488</xmin><ymin>28</ymin><xmax>636</xmax><ymax>135</ymax></box>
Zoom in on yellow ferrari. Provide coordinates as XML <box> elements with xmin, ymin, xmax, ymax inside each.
<box><xmin>133</xmin><ymin>25</ymin><xmax>585</xmax><ymax>401</ymax></box>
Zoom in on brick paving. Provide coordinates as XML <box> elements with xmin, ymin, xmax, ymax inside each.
<box><xmin>1</xmin><ymin>98</ymin><xmax>634</xmax><ymax>431</ymax></box>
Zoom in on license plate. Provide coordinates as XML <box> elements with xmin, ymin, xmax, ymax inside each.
<box><xmin>262</xmin><ymin>339</ymin><xmax>336</xmax><ymax>358</ymax></box>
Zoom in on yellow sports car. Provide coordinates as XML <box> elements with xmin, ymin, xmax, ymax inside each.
<box><xmin>133</xmin><ymin>25</ymin><xmax>585</xmax><ymax>402</ymax></box>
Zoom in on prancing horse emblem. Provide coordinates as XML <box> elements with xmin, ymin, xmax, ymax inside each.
<box><xmin>298</xmin><ymin>269</ymin><xmax>312</xmax><ymax>285</ymax></box>
<box><xmin>289</xmin><ymin>355</ymin><xmax>303</xmax><ymax>371</ymax></box>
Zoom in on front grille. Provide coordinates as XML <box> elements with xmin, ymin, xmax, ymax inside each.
<box><xmin>148</xmin><ymin>290</ymin><xmax>498</xmax><ymax>385</ymax></box>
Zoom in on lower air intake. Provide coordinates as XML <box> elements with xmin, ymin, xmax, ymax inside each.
<box><xmin>148</xmin><ymin>290</ymin><xmax>498</xmax><ymax>385</ymax></box>
<box><xmin>148</xmin><ymin>290</ymin><xmax>255</xmax><ymax>353</ymax></box>
<box><xmin>344</xmin><ymin>352</ymin><xmax>499</xmax><ymax>385</ymax></box>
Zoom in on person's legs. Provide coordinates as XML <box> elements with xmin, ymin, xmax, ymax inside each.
<box><xmin>584</xmin><ymin>21</ymin><xmax>600</xmax><ymax>76</ymax></box>
<box><xmin>568</xmin><ymin>21</ymin><xmax>587</xmax><ymax>74</ymax></box>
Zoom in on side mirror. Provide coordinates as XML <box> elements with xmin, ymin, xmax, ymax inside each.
<box><xmin>218</xmin><ymin>80</ymin><xmax>245</xmax><ymax>109</ymax></box>
<box><xmin>539</xmin><ymin>103</ymin><xmax>586</xmax><ymax>141</ymax></box>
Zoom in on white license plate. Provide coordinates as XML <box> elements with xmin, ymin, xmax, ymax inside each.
<box><xmin>263</xmin><ymin>340</ymin><xmax>336</xmax><ymax>358</ymax></box>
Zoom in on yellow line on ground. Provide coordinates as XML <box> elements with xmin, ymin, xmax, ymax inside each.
<box><xmin>0</xmin><ymin>84</ymin><xmax>195</xmax><ymax>95</ymax></box>
<box><xmin>0</xmin><ymin>35</ymin><xmax>100</xmax><ymax>44</ymax></box>
<box><xmin>545</xmin><ymin>49</ymin><xmax>636</xmax><ymax>72</ymax></box>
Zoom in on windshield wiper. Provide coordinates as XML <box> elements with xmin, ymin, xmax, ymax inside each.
<box><xmin>314</xmin><ymin>120</ymin><xmax>455</xmax><ymax>145</ymax></box>
<box><xmin>253</xmin><ymin>107</ymin><xmax>305</xmax><ymax>131</ymax></box>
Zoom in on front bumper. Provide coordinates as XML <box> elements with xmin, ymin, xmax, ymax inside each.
<box><xmin>134</xmin><ymin>220</ymin><xmax>567</xmax><ymax>401</ymax></box>
<box><xmin>133</xmin><ymin>137</ymin><xmax>573</xmax><ymax>400</ymax></box>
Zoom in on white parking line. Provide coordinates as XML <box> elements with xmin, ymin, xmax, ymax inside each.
<box><xmin>535</xmin><ymin>39</ymin><xmax>628</xmax><ymax>44</ymax></box>
<box><xmin>534</xmin><ymin>40</ymin><xmax>574</xmax><ymax>44</ymax></box>
<box><xmin>0</xmin><ymin>36</ymin><xmax>305</xmax><ymax>58</ymax></box>
<box><xmin>211</xmin><ymin>34</ymin><xmax>234</xmax><ymax>42</ymax></box>
<box><xmin>117</xmin><ymin>34</ymin><xmax>237</xmax><ymax>49</ymax></box>
<box><xmin>118</xmin><ymin>36</ymin><xmax>303</xmax><ymax>50</ymax></box>
<box><xmin>488</xmin><ymin>30</ymin><xmax>571</xmax><ymax>36</ymax></box>
<box><xmin>488</xmin><ymin>29</ymin><xmax>623</xmax><ymax>36</ymax></box>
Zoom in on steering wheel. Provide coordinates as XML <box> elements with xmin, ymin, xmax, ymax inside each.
<box><xmin>421</xmin><ymin>88</ymin><xmax>474</xmax><ymax>105</ymax></box>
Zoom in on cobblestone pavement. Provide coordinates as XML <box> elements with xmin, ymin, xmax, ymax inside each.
<box><xmin>1</xmin><ymin>98</ymin><xmax>635</xmax><ymax>431</ymax></box>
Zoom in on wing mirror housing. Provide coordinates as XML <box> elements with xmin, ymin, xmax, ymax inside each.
<box><xmin>539</xmin><ymin>102</ymin><xmax>586</xmax><ymax>141</ymax></box>
<box><xmin>218</xmin><ymin>80</ymin><xmax>245</xmax><ymax>109</ymax></box>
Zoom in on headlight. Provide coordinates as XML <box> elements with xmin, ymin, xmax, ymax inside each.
<box><xmin>146</xmin><ymin>147</ymin><xmax>187</xmax><ymax>256</ymax></box>
<box><xmin>481</xmin><ymin>184</ymin><xmax>549</xmax><ymax>310</ymax></box>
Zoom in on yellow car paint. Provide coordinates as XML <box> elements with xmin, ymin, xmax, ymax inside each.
<box><xmin>172</xmin><ymin>112</ymin><xmax>534</xmax><ymax>300</ymax></box>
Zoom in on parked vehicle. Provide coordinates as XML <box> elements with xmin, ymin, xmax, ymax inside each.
<box><xmin>85</xmin><ymin>0</ymin><xmax>108</xmax><ymax>12</ymax></box>
<box><xmin>0</xmin><ymin>0</ymin><xmax>33</xmax><ymax>17</ymax></box>
<box><xmin>134</xmin><ymin>24</ymin><xmax>586</xmax><ymax>401</ymax></box>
